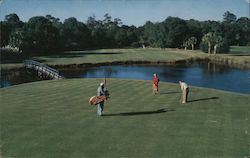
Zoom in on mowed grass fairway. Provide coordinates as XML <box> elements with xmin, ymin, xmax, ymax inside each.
<box><xmin>1</xmin><ymin>79</ymin><xmax>250</xmax><ymax>158</ymax></box>
<box><xmin>1</xmin><ymin>47</ymin><xmax>250</xmax><ymax>69</ymax></box>
<box><xmin>34</xmin><ymin>48</ymin><xmax>201</xmax><ymax>66</ymax></box>
<box><xmin>229</xmin><ymin>46</ymin><xmax>250</xmax><ymax>55</ymax></box>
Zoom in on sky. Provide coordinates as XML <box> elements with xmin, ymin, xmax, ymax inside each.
<box><xmin>0</xmin><ymin>0</ymin><xmax>249</xmax><ymax>26</ymax></box>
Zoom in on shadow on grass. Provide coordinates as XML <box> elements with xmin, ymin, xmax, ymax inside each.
<box><xmin>159</xmin><ymin>91</ymin><xmax>180</xmax><ymax>94</ymax></box>
<box><xmin>188</xmin><ymin>97</ymin><xmax>219</xmax><ymax>103</ymax></box>
<box><xmin>228</xmin><ymin>54</ymin><xmax>250</xmax><ymax>56</ymax></box>
<box><xmin>103</xmin><ymin>108</ymin><xmax>175</xmax><ymax>117</ymax></box>
<box><xmin>47</xmin><ymin>52</ymin><xmax>122</xmax><ymax>58</ymax></box>
<box><xmin>31</xmin><ymin>59</ymin><xmax>48</xmax><ymax>63</ymax></box>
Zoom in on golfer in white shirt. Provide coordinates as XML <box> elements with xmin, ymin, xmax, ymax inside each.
<box><xmin>179</xmin><ymin>81</ymin><xmax>189</xmax><ymax>103</ymax></box>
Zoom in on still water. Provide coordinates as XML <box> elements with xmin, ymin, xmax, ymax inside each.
<box><xmin>1</xmin><ymin>61</ymin><xmax>250</xmax><ymax>94</ymax></box>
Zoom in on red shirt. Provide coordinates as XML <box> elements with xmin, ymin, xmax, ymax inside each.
<box><xmin>153</xmin><ymin>76</ymin><xmax>159</xmax><ymax>86</ymax></box>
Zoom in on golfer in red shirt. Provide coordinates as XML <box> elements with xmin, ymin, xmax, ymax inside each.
<box><xmin>152</xmin><ymin>73</ymin><xmax>159</xmax><ymax>94</ymax></box>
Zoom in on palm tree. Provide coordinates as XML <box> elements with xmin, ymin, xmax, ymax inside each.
<box><xmin>183</xmin><ymin>40</ymin><xmax>189</xmax><ymax>51</ymax></box>
<box><xmin>188</xmin><ymin>36</ymin><xmax>197</xmax><ymax>50</ymax></box>
<box><xmin>202</xmin><ymin>32</ymin><xmax>214</xmax><ymax>55</ymax></box>
<box><xmin>213</xmin><ymin>35</ymin><xmax>223</xmax><ymax>55</ymax></box>
<box><xmin>202</xmin><ymin>32</ymin><xmax>224</xmax><ymax>55</ymax></box>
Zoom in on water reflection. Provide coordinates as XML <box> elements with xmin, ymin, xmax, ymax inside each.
<box><xmin>1</xmin><ymin>61</ymin><xmax>250</xmax><ymax>94</ymax></box>
<box><xmin>1</xmin><ymin>68</ymin><xmax>43</xmax><ymax>88</ymax></box>
<box><xmin>59</xmin><ymin>61</ymin><xmax>250</xmax><ymax>94</ymax></box>
<box><xmin>200</xmin><ymin>61</ymin><xmax>232</xmax><ymax>74</ymax></box>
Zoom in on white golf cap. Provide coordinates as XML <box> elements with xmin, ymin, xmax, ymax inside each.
<box><xmin>100</xmin><ymin>82</ymin><xmax>104</xmax><ymax>86</ymax></box>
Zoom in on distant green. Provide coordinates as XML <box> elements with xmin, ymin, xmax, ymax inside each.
<box><xmin>2</xmin><ymin>47</ymin><xmax>250</xmax><ymax>69</ymax></box>
<box><xmin>1</xmin><ymin>79</ymin><xmax>249</xmax><ymax>158</ymax></box>
<box><xmin>34</xmin><ymin>48</ymin><xmax>199</xmax><ymax>66</ymax></box>
<box><xmin>230</xmin><ymin>46</ymin><xmax>250</xmax><ymax>54</ymax></box>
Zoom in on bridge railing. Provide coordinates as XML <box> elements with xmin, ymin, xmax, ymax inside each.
<box><xmin>24</xmin><ymin>60</ymin><xmax>63</xmax><ymax>79</ymax></box>
<box><xmin>24</xmin><ymin>60</ymin><xmax>59</xmax><ymax>73</ymax></box>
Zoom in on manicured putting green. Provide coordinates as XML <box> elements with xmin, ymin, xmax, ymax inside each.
<box><xmin>1</xmin><ymin>79</ymin><xmax>249</xmax><ymax>157</ymax></box>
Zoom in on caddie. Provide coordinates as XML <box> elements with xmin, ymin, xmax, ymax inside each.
<box><xmin>97</xmin><ymin>82</ymin><xmax>106</xmax><ymax>116</ymax></box>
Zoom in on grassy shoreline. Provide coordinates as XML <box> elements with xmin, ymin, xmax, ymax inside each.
<box><xmin>1</xmin><ymin>48</ymin><xmax>250</xmax><ymax>69</ymax></box>
<box><xmin>1</xmin><ymin>78</ymin><xmax>249</xmax><ymax>157</ymax></box>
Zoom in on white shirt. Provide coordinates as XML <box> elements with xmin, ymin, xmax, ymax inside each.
<box><xmin>180</xmin><ymin>82</ymin><xmax>188</xmax><ymax>91</ymax></box>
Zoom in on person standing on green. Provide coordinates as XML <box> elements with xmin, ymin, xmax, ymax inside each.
<box><xmin>179</xmin><ymin>81</ymin><xmax>189</xmax><ymax>103</ymax></box>
<box><xmin>152</xmin><ymin>73</ymin><xmax>160</xmax><ymax>94</ymax></box>
<box><xmin>97</xmin><ymin>82</ymin><xmax>106</xmax><ymax>116</ymax></box>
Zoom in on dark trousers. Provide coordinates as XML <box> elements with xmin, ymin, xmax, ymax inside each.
<box><xmin>183</xmin><ymin>88</ymin><xmax>189</xmax><ymax>103</ymax></box>
<box><xmin>97</xmin><ymin>101</ymin><xmax>104</xmax><ymax>116</ymax></box>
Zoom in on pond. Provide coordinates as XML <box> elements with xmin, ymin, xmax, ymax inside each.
<box><xmin>1</xmin><ymin>61</ymin><xmax>250</xmax><ymax>94</ymax></box>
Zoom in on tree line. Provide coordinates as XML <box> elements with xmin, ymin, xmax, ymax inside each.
<box><xmin>1</xmin><ymin>11</ymin><xmax>249</xmax><ymax>55</ymax></box>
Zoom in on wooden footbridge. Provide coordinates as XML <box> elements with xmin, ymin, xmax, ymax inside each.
<box><xmin>24</xmin><ymin>60</ymin><xmax>63</xmax><ymax>79</ymax></box>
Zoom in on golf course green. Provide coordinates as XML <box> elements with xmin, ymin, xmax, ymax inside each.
<box><xmin>1</xmin><ymin>78</ymin><xmax>249</xmax><ymax>157</ymax></box>
<box><xmin>2</xmin><ymin>47</ymin><xmax>250</xmax><ymax>69</ymax></box>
